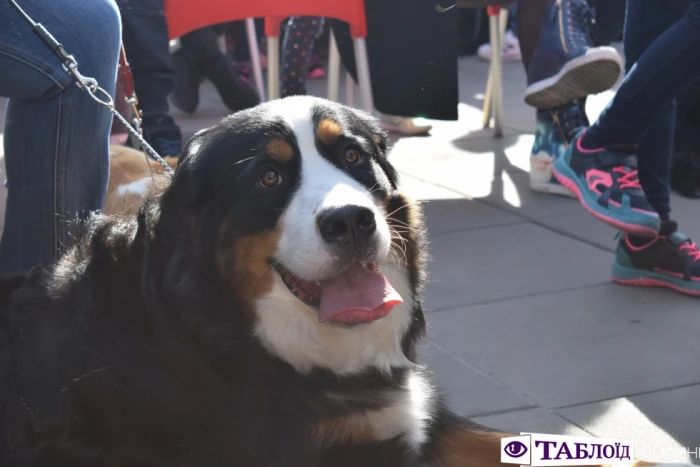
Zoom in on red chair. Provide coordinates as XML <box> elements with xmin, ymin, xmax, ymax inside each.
<box><xmin>164</xmin><ymin>0</ymin><xmax>373</xmax><ymax>112</ymax></box>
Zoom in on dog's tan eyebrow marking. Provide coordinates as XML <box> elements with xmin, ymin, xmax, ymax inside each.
<box><xmin>266</xmin><ymin>138</ymin><xmax>294</xmax><ymax>162</ymax></box>
<box><xmin>316</xmin><ymin>119</ymin><xmax>343</xmax><ymax>146</ymax></box>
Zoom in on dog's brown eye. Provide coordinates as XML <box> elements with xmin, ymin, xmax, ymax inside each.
<box><xmin>260</xmin><ymin>169</ymin><xmax>281</xmax><ymax>187</ymax></box>
<box><xmin>343</xmin><ymin>148</ymin><xmax>362</xmax><ymax>165</ymax></box>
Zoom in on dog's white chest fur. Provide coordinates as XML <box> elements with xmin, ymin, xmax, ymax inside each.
<box><xmin>364</xmin><ymin>370</ymin><xmax>433</xmax><ymax>449</ymax></box>
<box><xmin>254</xmin><ymin>264</ymin><xmax>431</xmax><ymax>449</ymax></box>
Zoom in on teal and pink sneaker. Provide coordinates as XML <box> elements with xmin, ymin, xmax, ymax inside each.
<box><xmin>613</xmin><ymin>221</ymin><xmax>700</xmax><ymax>297</ymax></box>
<box><xmin>530</xmin><ymin>101</ymin><xmax>588</xmax><ymax>197</ymax></box>
<box><xmin>552</xmin><ymin>129</ymin><xmax>661</xmax><ymax>237</ymax></box>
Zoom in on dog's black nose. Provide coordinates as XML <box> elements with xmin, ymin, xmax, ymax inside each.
<box><xmin>318</xmin><ymin>206</ymin><xmax>376</xmax><ymax>248</ymax></box>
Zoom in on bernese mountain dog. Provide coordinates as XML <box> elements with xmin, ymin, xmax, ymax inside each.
<box><xmin>0</xmin><ymin>97</ymin><xmax>689</xmax><ymax>467</ymax></box>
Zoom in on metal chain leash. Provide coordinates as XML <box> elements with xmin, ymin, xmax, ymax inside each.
<box><xmin>7</xmin><ymin>0</ymin><xmax>174</xmax><ymax>176</ymax></box>
<box><xmin>88</xmin><ymin>87</ymin><xmax>173</xmax><ymax>177</ymax></box>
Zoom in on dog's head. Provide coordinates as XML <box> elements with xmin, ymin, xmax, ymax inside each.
<box><xmin>157</xmin><ymin>97</ymin><xmax>425</xmax><ymax>375</ymax></box>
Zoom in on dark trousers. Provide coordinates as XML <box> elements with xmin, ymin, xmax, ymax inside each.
<box><xmin>586</xmin><ymin>0</ymin><xmax>700</xmax><ymax>219</ymax></box>
<box><xmin>118</xmin><ymin>0</ymin><xmax>174</xmax><ymax>114</ymax></box>
<box><xmin>117</xmin><ymin>0</ymin><xmax>181</xmax><ymax>149</ymax></box>
<box><xmin>331</xmin><ymin>0</ymin><xmax>459</xmax><ymax>120</ymax></box>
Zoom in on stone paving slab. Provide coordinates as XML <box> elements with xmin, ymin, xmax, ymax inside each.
<box><xmin>397</xmin><ymin>173</ymin><xmax>464</xmax><ymax>202</ymax></box>
<box><xmin>538</xmin><ymin>212</ymin><xmax>619</xmax><ymax>252</ymax></box>
<box><xmin>474</xmin><ymin>171</ymin><xmax>584</xmax><ymax>220</ymax></box>
<box><xmin>419</xmin><ymin>198</ymin><xmax>524</xmax><ymax>236</ymax></box>
<box><xmin>472</xmin><ymin>407</ymin><xmax>590</xmax><ymax>437</ymax></box>
<box><xmin>419</xmin><ymin>341</ymin><xmax>533</xmax><ymax>418</ymax></box>
<box><xmin>558</xmin><ymin>388</ymin><xmax>700</xmax><ymax>465</ymax></box>
<box><xmin>426</xmin><ymin>283</ymin><xmax>700</xmax><ymax>409</ymax></box>
<box><xmin>422</xmin><ymin>221</ymin><xmax>612</xmax><ymax>310</ymax></box>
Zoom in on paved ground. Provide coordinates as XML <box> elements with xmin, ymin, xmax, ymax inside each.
<box><xmin>1</xmin><ymin>52</ymin><xmax>699</xmax><ymax>464</ymax></box>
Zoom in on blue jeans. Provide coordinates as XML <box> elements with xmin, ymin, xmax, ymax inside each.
<box><xmin>0</xmin><ymin>0</ymin><xmax>121</xmax><ymax>274</ymax></box>
<box><xmin>585</xmin><ymin>0</ymin><xmax>700</xmax><ymax>220</ymax></box>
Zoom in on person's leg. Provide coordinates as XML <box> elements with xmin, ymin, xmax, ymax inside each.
<box><xmin>170</xmin><ymin>45</ymin><xmax>202</xmax><ymax>115</ymax></box>
<box><xmin>0</xmin><ymin>0</ymin><xmax>121</xmax><ymax>274</ymax></box>
<box><xmin>584</xmin><ymin>1</ymin><xmax>693</xmax><ymax>151</ymax></box>
<box><xmin>523</xmin><ymin>0</ymin><xmax>623</xmax><ymax>108</ymax></box>
<box><xmin>589</xmin><ymin>0</ymin><xmax>626</xmax><ymax>47</ymax></box>
<box><xmin>553</xmin><ymin>0</ymin><xmax>700</xmax><ymax>236</ymax></box>
<box><xmin>584</xmin><ymin>0</ymin><xmax>694</xmax><ymax>221</ymax></box>
<box><xmin>331</xmin><ymin>0</ymin><xmax>458</xmax><ymax>121</ymax></box>
<box><xmin>671</xmin><ymin>78</ymin><xmax>700</xmax><ymax>199</ymax></box>
<box><xmin>518</xmin><ymin>0</ymin><xmax>622</xmax><ymax>196</ymax></box>
<box><xmin>280</xmin><ymin>16</ymin><xmax>325</xmax><ymax>98</ymax></box>
<box><xmin>118</xmin><ymin>0</ymin><xmax>182</xmax><ymax>157</ymax></box>
<box><xmin>517</xmin><ymin>0</ymin><xmax>553</xmax><ymax>69</ymax></box>
<box><xmin>178</xmin><ymin>26</ymin><xmax>259</xmax><ymax>113</ymax></box>
<box><xmin>607</xmin><ymin>0</ymin><xmax>700</xmax><ymax>296</ymax></box>
<box><xmin>529</xmin><ymin>101</ymin><xmax>588</xmax><ymax>196</ymax></box>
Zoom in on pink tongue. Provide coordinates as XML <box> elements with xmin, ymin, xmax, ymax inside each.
<box><xmin>319</xmin><ymin>264</ymin><xmax>403</xmax><ymax>324</ymax></box>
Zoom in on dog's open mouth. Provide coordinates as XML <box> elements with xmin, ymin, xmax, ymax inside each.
<box><xmin>275</xmin><ymin>262</ymin><xmax>403</xmax><ymax>325</ymax></box>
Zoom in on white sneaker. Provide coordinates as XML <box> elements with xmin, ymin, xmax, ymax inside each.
<box><xmin>380</xmin><ymin>115</ymin><xmax>432</xmax><ymax>136</ymax></box>
<box><xmin>477</xmin><ymin>30</ymin><xmax>522</xmax><ymax>62</ymax></box>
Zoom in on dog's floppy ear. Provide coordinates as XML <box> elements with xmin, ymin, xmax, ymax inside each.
<box><xmin>377</xmin><ymin>132</ymin><xmax>399</xmax><ymax>190</ymax></box>
<box><xmin>157</xmin><ymin>129</ymin><xmax>218</xmax><ymax>250</ymax></box>
<box><xmin>372</xmin><ymin>128</ymin><xmax>399</xmax><ymax>190</ymax></box>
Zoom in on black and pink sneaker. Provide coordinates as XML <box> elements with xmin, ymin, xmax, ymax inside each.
<box><xmin>613</xmin><ymin>221</ymin><xmax>700</xmax><ymax>297</ymax></box>
<box><xmin>552</xmin><ymin>129</ymin><xmax>661</xmax><ymax>237</ymax></box>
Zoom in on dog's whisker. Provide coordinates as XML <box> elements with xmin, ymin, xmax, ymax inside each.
<box><xmin>388</xmin><ymin>230</ymin><xmax>408</xmax><ymax>262</ymax></box>
<box><xmin>385</xmin><ymin>202</ymin><xmax>416</xmax><ymax>220</ymax></box>
<box><xmin>234</xmin><ymin>156</ymin><xmax>256</xmax><ymax>166</ymax></box>
<box><xmin>388</xmin><ymin>247</ymin><xmax>401</xmax><ymax>270</ymax></box>
<box><xmin>262</xmin><ymin>260</ymin><xmax>282</xmax><ymax>275</ymax></box>
<box><xmin>367</xmin><ymin>183</ymin><xmax>384</xmax><ymax>196</ymax></box>
<box><xmin>394</xmin><ymin>243</ymin><xmax>408</xmax><ymax>262</ymax></box>
<box><xmin>389</xmin><ymin>244</ymin><xmax>406</xmax><ymax>267</ymax></box>
<box><xmin>60</xmin><ymin>365</ymin><xmax>113</xmax><ymax>393</ymax></box>
<box><xmin>388</xmin><ymin>225</ymin><xmax>410</xmax><ymax>241</ymax></box>
<box><xmin>387</xmin><ymin>217</ymin><xmax>412</xmax><ymax>229</ymax></box>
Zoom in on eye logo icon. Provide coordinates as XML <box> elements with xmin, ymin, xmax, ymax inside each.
<box><xmin>504</xmin><ymin>441</ymin><xmax>529</xmax><ymax>458</ymax></box>
<box><xmin>500</xmin><ymin>435</ymin><xmax>531</xmax><ymax>464</ymax></box>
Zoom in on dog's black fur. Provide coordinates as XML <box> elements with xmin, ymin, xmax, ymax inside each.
<box><xmin>0</xmin><ymin>99</ymin><xmax>491</xmax><ymax>467</ymax></box>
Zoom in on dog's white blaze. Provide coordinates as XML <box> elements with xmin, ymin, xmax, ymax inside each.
<box><xmin>116</xmin><ymin>177</ymin><xmax>152</xmax><ymax>197</ymax></box>
<box><xmin>365</xmin><ymin>371</ymin><xmax>433</xmax><ymax>450</ymax></box>
<box><xmin>272</xmin><ymin>98</ymin><xmax>391</xmax><ymax>280</ymax></box>
<box><xmin>254</xmin><ymin>263</ymin><xmax>413</xmax><ymax>375</ymax></box>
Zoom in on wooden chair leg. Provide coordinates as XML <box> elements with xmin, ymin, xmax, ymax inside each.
<box><xmin>353</xmin><ymin>37</ymin><xmax>374</xmax><ymax>114</ymax></box>
<box><xmin>327</xmin><ymin>33</ymin><xmax>341</xmax><ymax>102</ymax></box>
<box><xmin>267</xmin><ymin>35</ymin><xmax>280</xmax><ymax>101</ymax></box>
<box><xmin>345</xmin><ymin>71</ymin><xmax>356</xmax><ymax>107</ymax></box>
<box><xmin>484</xmin><ymin>7</ymin><xmax>507</xmax><ymax>137</ymax></box>
<box><xmin>246</xmin><ymin>18</ymin><xmax>266</xmax><ymax>102</ymax></box>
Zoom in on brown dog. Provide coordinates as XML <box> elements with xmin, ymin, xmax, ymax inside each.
<box><xmin>104</xmin><ymin>145</ymin><xmax>177</xmax><ymax>216</ymax></box>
